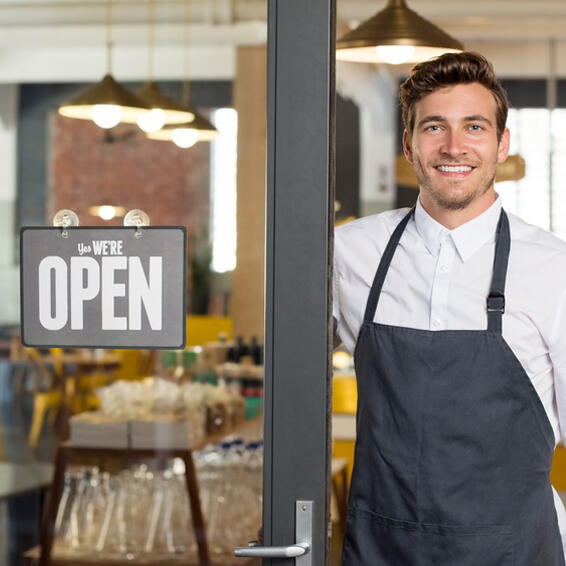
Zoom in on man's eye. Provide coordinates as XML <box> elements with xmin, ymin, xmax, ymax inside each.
<box><xmin>426</xmin><ymin>125</ymin><xmax>440</xmax><ymax>131</ymax></box>
<box><xmin>469</xmin><ymin>124</ymin><xmax>482</xmax><ymax>131</ymax></box>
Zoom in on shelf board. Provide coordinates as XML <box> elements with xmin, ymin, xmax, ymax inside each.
<box><xmin>23</xmin><ymin>546</ymin><xmax>258</xmax><ymax>566</ymax></box>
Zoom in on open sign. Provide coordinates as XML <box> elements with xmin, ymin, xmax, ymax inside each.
<box><xmin>21</xmin><ymin>227</ymin><xmax>186</xmax><ymax>349</ymax></box>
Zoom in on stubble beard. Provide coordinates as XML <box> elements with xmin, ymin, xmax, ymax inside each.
<box><xmin>414</xmin><ymin>159</ymin><xmax>496</xmax><ymax>211</ymax></box>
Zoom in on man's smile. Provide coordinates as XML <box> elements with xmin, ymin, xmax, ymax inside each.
<box><xmin>433</xmin><ymin>164</ymin><xmax>476</xmax><ymax>177</ymax></box>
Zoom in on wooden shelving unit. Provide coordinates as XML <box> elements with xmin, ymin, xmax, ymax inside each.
<box><xmin>27</xmin><ymin>418</ymin><xmax>263</xmax><ymax>566</ymax></box>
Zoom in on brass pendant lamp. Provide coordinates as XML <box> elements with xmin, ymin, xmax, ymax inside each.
<box><xmin>136</xmin><ymin>81</ymin><xmax>195</xmax><ymax>132</ymax></box>
<box><xmin>58</xmin><ymin>0</ymin><xmax>150</xmax><ymax>128</ymax></box>
<box><xmin>336</xmin><ymin>0</ymin><xmax>463</xmax><ymax>65</ymax></box>
<box><xmin>135</xmin><ymin>0</ymin><xmax>194</xmax><ymax>133</ymax></box>
<box><xmin>146</xmin><ymin>102</ymin><xmax>218</xmax><ymax>147</ymax></box>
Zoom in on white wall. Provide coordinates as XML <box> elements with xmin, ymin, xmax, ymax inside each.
<box><xmin>337</xmin><ymin>62</ymin><xmax>397</xmax><ymax>216</ymax></box>
<box><xmin>0</xmin><ymin>84</ymin><xmax>19</xmax><ymax>325</ymax></box>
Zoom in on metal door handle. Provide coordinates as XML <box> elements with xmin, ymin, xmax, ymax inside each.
<box><xmin>234</xmin><ymin>541</ymin><xmax>309</xmax><ymax>558</ymax></box>
<box><xmin>234</xmin><ymin>500</ymin><xmax>313</xmax><ymax>564</ymax></box>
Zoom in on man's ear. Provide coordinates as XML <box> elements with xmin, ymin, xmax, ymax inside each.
<box><xmin>403</xmin><ymin>129</ymin><xmax>413</xmax><ymax>163</ymax></box>
<box><xmin>497</xmin><ymin>127</ymin><xmax>511</xmax><ymax>164</ymax></box>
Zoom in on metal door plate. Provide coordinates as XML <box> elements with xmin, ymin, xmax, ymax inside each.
<box><xmin>296</xmin><ymin>500</ymin><xmax>312</xmax><ymax>566</ymax></box>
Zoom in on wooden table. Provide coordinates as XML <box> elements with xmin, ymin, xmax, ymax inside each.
<box><xmin>0</xmin><ymin>462</ymin><xmax>53</xmax><ymax>500</ymax></box>
<box><xmin>42</xmin><ymin>352</ymin><xmax>122</xmax><ymax>380</ymax></box>
<box><xmin>1</xmin><ymin>462</ymin><xmax>54</xmax><ymax>566</ymax></box>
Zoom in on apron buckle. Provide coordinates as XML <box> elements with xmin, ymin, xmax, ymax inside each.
<box><xmin>487</xmin><ymin>293</ymin><xmax>505</xmax><ymax>313</ymax></box>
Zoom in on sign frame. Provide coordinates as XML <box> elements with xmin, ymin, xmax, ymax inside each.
<box><xmin>20</xmin><ymin>225</ymin><xmax>187</xmax><ymax>350</ymax></box>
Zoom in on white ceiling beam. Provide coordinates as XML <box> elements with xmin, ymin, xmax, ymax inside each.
<box><xmin>0</xmin><ymin>44</ymin><xmax>235</xmax><ymax>83</ymax></box>
<box><xmin>0</xmin><ymin>0</ymin><xmax>267</xmax><ymax>26</ymax></box>
<box><xmin>0</xmin><ymin>21</ymin><xmax>267</xmax><ymax>47</ymax></box>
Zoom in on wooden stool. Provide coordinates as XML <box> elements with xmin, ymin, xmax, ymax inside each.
<box><xmin>331</xmin><ymin>457</ymin><xmax>348</xmax><ymax>536</ymax></box>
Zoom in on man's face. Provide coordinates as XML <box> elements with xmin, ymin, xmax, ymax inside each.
<box><xmin>403</xmin><ymin>82</ymin><xmax>510</xmax><ymax>213</ymax></box>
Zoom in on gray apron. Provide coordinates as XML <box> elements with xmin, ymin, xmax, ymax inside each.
<box><xmin>342</xmin><ymin>208</ymin><xmax>565</xmax><ymax>565</ymax></box>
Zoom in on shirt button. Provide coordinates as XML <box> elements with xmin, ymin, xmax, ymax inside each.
<box><xmin>440</xmin><ymin>265</ymin><xmax>449</xmax><ymax>273</ymax></box>
<box><xmin>433</xmin><ymin>318</ymin><xmax>442</xmax><ymax>328</ymax></box>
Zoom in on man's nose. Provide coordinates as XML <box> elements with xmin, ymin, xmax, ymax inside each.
<box><xmin>440</xmin><ymin>130</ymin><xmax>467</xmax><ymax>157</ymax></box>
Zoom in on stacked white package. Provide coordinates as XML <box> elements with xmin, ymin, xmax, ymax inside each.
<box><xmin>130</xmin><ymin>412</ymin><xmax>206</xmax><ymax>450</ymax></box>
<box><xmin>70</xmin><ymin>413</ymin><xmax>129</xmax><ymax>449</ymax></box>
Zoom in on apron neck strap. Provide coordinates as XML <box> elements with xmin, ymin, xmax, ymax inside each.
<box><xmin>363</xmin><ymin>207</ymin><xmax>415</xmax><ymax>324</ymax></box>
<box><xmin>487</xmin><ymin>209</ymin><xmax>510</xmax><ymax>333</ymax></box>
<box><xmin>362</xmin><ymin>206</ymin><xmax>511</xmax><ymax>334</ymax></box>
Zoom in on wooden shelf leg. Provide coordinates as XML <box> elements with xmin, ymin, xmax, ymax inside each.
<box><xmin>39</xmin><ymin>445</ymin><xmax>69</xmax><ymax>566</ymax></box>
<box><xmin>182</xmin><ymin>451</ymin><xmax>211</xmax><ymax>566</ymax></box>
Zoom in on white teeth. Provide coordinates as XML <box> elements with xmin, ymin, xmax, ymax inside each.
<box><xmin>437</xmin><ymin>165</ymin><xmax>472</xmax><ymax>172</ymax></box>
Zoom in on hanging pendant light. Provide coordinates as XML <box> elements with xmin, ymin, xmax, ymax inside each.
<box><xmin>58</xmin><ymin>0</ymin><xmax>150</xmax><ymax>128</ymax></box>
<box><xmin>136</xmin><ymin>81</ymin><xmax>195</xmax><ymax>133</ymax></box>
<box><xmin>135</xmin><ymin>0</ymin><xmax>194</xmax><ymax>133</ymax></box>
<box><xmin>146</xmin><ymin>110</ymin><xmax>218</xmax><ymax>146</ymax></box>
<box><xmin>145</xmin><ymin>0</ymin><xmax>217</xmax><ymax>147</ymax></box>
<box><xmin>336</xmin><ymin>0</ymin><xmax>463</xmax><ymax>65</ymax></box>
<box><xmin>59</xmin><ymin>74</ymin><xmax>151</xmax><ymax>129</ymax></box>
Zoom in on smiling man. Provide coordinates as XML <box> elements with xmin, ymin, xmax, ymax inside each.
<box><xmin>334</xmin><ymin>52</ymin><xmax>566</xmax><ymax>565</ymax></box>
<box><xmin>404</xmin><ymin>81</ymin><xmax>509</xmax><ymax>227</ymax></box>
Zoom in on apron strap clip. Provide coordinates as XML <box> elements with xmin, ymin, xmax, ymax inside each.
<box><xmin>487</xmin><ymin>292</ymin><xmax>505</xmax><ymax>313</ymax></box>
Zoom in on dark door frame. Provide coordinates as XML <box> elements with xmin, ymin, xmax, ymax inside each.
<box><xmin>263</xmin><ymin>0</ymin><xmax>336</xmax><ymax>564</ymax></box>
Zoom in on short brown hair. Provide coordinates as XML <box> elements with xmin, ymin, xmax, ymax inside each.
<box><xmin>399</xmin><ymin>51</ymin><xmax>509</xmax><ymax>140</ymax></box>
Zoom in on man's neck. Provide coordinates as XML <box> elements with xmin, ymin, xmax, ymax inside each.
<box><xmin>419</xmin><ymin>189</ymin><xmax>496</xmax><ymax>230</ymax></box>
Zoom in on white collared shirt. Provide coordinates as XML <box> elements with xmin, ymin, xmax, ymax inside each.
<box><xmin>334</xmin><ymin>195</ymin><xmax>566</xmax><ymax>547</ymax></box>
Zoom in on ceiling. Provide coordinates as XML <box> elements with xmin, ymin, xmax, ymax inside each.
<box><xmin>1</xmin><ymin>0</ymin><xmax>566</xmax><ymax>81</ymax></box>
<box><xmin>2</xmin><ymin>0</ymin><xmax>566</xmax><ymax>42</ymax></box>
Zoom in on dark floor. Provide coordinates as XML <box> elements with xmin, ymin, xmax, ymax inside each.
<box><xmin>0</xmin><ymin>390</ymin><xmax>57</xmax><ymax>566</ymax></box>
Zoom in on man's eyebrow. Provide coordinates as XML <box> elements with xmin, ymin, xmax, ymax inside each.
<box><xmin>416</xmin><ymin>115</ymin><xmax>445</xmax><ymax>128</ymax></box>
<box><xmin>416</xmin><ymin>114</ymin><xmax>494</xmax><ymax>128</ymax></box>
<box><xmin>464</xmin><ymin>115</ymin><xmax>493</xmax><ymax>126</ymax></box>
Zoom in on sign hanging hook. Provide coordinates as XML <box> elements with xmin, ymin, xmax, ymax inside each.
<box><xmin>124</xmin><ymin>209</ymin><xmax>151</xmax><ymax>238</ymax></box>
<box><xmin>52</xmin><ymin>209</ymin><xmax>79</xmax><ymax>238</ymax></box>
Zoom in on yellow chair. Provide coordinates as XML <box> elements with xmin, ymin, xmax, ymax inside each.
<box><xmin>332</xmin><ymin>375</ymin><xmax>357</xmax><ymax>414</ymax></box>
<box><xmin>186</xmin><ymin>315</ymin><xmax>233</xmax><ymax>347</ymax></box>
<box><xmin>332</xmin><ymin>375</ymin><xmax>357</xmax><ymax>485</ymax></box>
<box><xmin>26</xmin><ymin>348</ymin><xmax>63</xmax><ymax>448</ymax></box>
<box><xmin>551</xmin><ymin>444</ymin><xmax>566</xmax><ymax>492</ymax></box>
<box><xmin>114</xmin><ymin>350</ymin><xmax>156</xmax><ymax>382</ymax></box>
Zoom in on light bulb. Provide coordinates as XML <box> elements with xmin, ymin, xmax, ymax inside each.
<box><xmin>137</xmin><ymin>108</ymin><xmax>166</xmax><ymax>133</ymax></box>
<box><xmin>98</xmin><ymin>205</ymin><xmax>116</xmax><ymax>220</ymax></box>
<box><xmin>172</xmin><ymin>128</ymin><xmax>198</xmax><ymax>149</ymax></box>
<box><xmin>376</xmin><ymin>45</ymin><xmax>415</xmax><ymax>65</ymax></box>
<box><xmin>91</xmin><ymin>104</ymin><xmax>122</xmax><ymax>129</ymax></box>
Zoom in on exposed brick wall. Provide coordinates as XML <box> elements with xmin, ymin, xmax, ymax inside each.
<box><xmin>49</xmin><ymin>113</ymin><xmax>210</xmax><ymax>231</ymax></box>
<box><xmin>48</xmin><ymin>112</ymin><xmax>211</xmax><ymax>311</ymax></box>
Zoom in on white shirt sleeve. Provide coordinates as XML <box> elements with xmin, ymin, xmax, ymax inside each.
<box><xmin>332</xmin><ymin>236</ymin><xmax>343</xmax><ymax>348</ymax></box>
<box><xmin>548</xmin><ymin>284</ymin><xmax>566</xmax><ymax>445</ymax></box>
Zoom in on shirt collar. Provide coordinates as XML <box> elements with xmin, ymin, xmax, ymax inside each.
<box><xmin>414</xmin><ymin>195</ymin><xmax>502</xmax><ymax>262</ymax></box>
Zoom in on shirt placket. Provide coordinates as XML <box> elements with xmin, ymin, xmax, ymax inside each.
<box><xmin>430</xmin><ymin>233</ymin><xmax>456</xmax><ymax>330</ymax></box>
